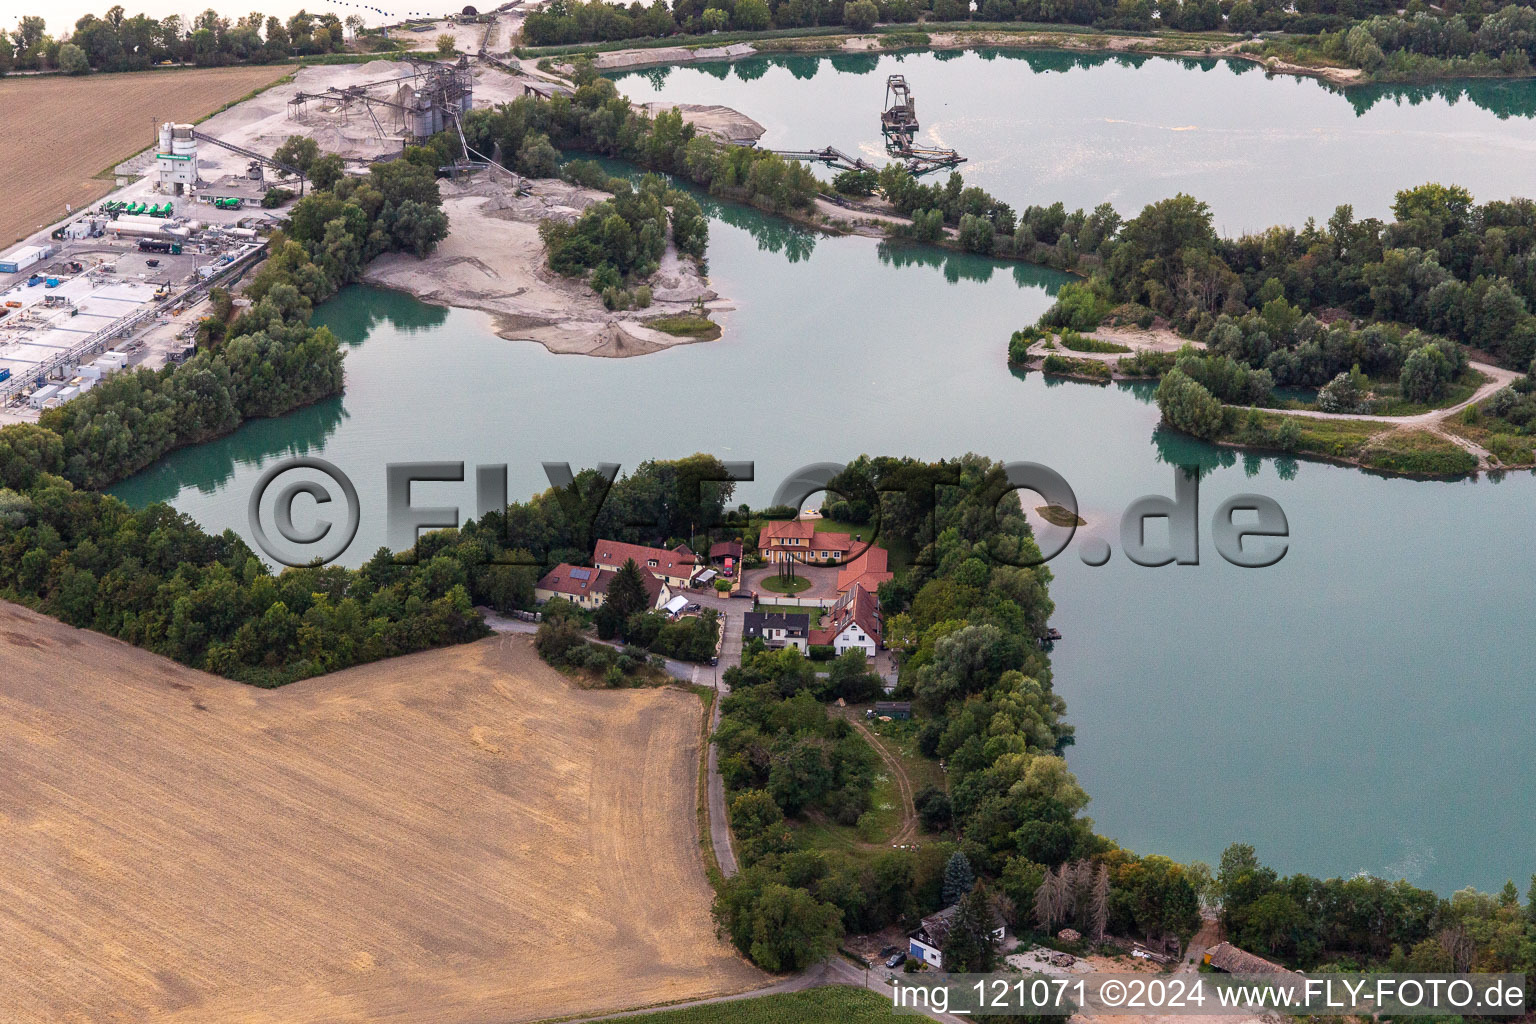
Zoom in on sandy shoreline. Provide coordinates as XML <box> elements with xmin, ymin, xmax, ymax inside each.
<box><xmin>362</xmin><ymin>176</ymin><xmax>731</xmax><ymax>358</ymax></box>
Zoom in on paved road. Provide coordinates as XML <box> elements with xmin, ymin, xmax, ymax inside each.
<box><xmin>706</xmin><ymin>595</ymin><xmax>745</xmax><ymax>877</ymax></box>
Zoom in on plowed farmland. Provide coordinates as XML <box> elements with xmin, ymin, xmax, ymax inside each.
<box><xmin>0</xmin><ymin>65</ymin><xmax>291</xmax><ymax>245</ymax></box>
<box><xmin>0</xmin><ymin>601</ymin><xmax>761</xmax><ymax>1023</ymax></box>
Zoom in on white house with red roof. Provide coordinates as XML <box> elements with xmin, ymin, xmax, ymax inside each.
<box><xmin>591</xmin><ymin>540</ymin><xmax>700</xmax><ymax>590</ymax></box>
<box><xmin>810</xmin><ymin>584</ymin><xmax>882</xmax><ymax>657</ymax></box>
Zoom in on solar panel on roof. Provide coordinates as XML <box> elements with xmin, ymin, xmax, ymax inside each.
<box><xmin>569</xmin><ymin>568</ymin><xmax>592</xmax><ymax>580</ymax></box>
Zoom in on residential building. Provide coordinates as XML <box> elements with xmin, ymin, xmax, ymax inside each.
<box><xmin>591</xmin><ymin>539</ymin><xmax>700</xmax><ymax>589</ymax></box>
<box><xmin>758</xmin><ymin>520</ymin><xmax>854</xmax><ymax>565</ymax></box>
<box><xmin>835</xmin><ymin>545</ymin><xmax>893</xmax><ymax>594</ymax></box>
<box><xmin>908</xmin><ymin>903</ymin><xmax>1006</xmax><ymax>970</ymax></box>
<box><xmin>810</xmin><ymin>584</ymin><xmax>881</xmax><ymax>657</ymax></box>
<box><xmin>534</xmin><ymin>562</ymin><xmax>668</xmax><ymax>611</ymax></box>
<box><xmin>742</xmin><ymin>611</ymin><xmax>810</xmax><ymax>653</ymax></box>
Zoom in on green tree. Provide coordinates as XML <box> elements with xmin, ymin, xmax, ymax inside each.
<box><xmin>605</xmin><ymin>558</ymin><xmax>653</xmax><ymax>622</ymax></box>
<box><xmin>733</xmin><ymin>0</ymin><xmax>772</xmax><ymax>29</ymax></box>
<box><xmin>943</xmin><ymin>883</ymin><xmax>1001</xmax><ymax>972</ymax></box>
<box><xmin>1155</xmin><ymin>368</ymin><xmax>1227</xmax><ymax>440</ymax></box>
<box><xmin>58</xmin><ymin>42</ymin><xmax>90</xmax><ymax>73</ymax></box>
<box><xmin>307</xmin><ymin>153</ymin><xmax>345</xmax><ymax>191</ymax></box>
<box><xmin>435</xmin><ymin>33</ymin><xmax>455</xmax><ymax>56</ymax></box>
<box><xmin>274</xmin><ymin>134</ymin><xmax>321</xmax><ymax>174</ymax></box>
<box><xmin>845</xmin><ymin>0</ymin><xmax>879</xmax><ymax>29</ymax></box>
<box><xmin>516</xmin><ymin>131</ymin><xmax>560</xmax><ymax>178</ymax></box>
<box><xmin>943</xmin><ymin>850</ymin><xmax>976</xmax><ymax>907</ymax></box>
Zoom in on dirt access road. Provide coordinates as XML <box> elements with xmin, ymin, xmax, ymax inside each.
<box><xmin>0</xmin><ymin>603</ymin><xmax>762</xmax><ymax>1023</ymax></box>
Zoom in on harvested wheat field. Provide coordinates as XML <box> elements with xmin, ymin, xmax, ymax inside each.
<box><xmin>0</xmin><ymin>65</ymin><xmax>291</xmax><ymax>245</ymax></box>
<box><xmin>0</xmin><ymin>601</ymin><xmax>762</xmax><ymax>1024</ymax></box>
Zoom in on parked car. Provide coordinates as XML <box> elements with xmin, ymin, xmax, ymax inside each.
<box><xmin>685</xmin><ymin>602</ymin><xmax>701</xmax><ymax>613</ymax></box>
<box><xmin>885</xmin><ymin>951</ymin><xmax>907</xmax><ymax>968</ymax></box>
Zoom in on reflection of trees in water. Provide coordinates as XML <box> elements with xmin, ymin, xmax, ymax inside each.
<box><xmin>877</xmin><ymin>239</ymin><xmax>995</xmax><ymax>283</ymax></box>
<box><xmin>111</xmin><ymin>396</ymin><xmax>348</xmax><ymax>506</ymax></box>
<box><xmin>1151</xmin><ymin>423</ymin><xmax>1302</xmax><ymax>481</ymax></box>
<box><xmin>1114</xmin><ymin>379</ymin><xmax>1159</xmax><ymax>406</ymax></box>
<box><xmin>1345</xmin><ymin>78</ymin><xmax>1536</xmax><ymax>119</ymax></box>
<box><xmin>877</xmin><ymin>239</ymin><xmax>1073</xmax><ymax>288</ymax></box>
<box><xmin>733</xmin><ymin>57</ymin><xmax>770</xmax><ymax>81</ymax></box>
<box><xmin>316</xmin><ymin>286</ymin><xmax>450</xmax><ymax>346</ymax></box>
<box><xmin>697</xmin><ymin>59</ymin><xmax>732</xmax><ymax>81</ymax></box>
<box><xmin>638</xmin><ymin>65</ymin><xmax>672</xmax><ymax>90</ymax></box>
<box><xmin>697</xmin><ymin>194</ymin><xmax>820</xmax><ymax>261</ymax></box>
<box><xmin>650</xmin><ymin>45</ymin><xmax>1536</xmax><ymax>122</ymax></box>
<box><xmin>1151</xmin><ymin>423</ymin><xmax>1238</xmax><ymax>480</ymax></box>
<box><xmin>826</xmin><ymin>52</ymin><xmax>881</xmax><ymax>76</ymax></box>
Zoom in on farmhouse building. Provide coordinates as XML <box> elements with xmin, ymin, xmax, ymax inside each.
<box><xmin>592</xmin><ymin>540</ymin><xmax>700</xmax><ymax>589</ymax></box>
<box><xmin>743</xmin><ymin>611</ymin><xmax>810</xmax><ymax>653</ymax></box>
<box><xmin>534</xmin><ymin>563</ymin><xmax>668</xmax><ymax>611</ymax></box>
<box><xmin>908</xmin><ymin>903</ymin><xmax>1006</xmax><ymax>970</ymax></box>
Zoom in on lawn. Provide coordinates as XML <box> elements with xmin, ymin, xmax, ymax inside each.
<box><xmin>647</xmin><ymin>313</ymin><xmax>721</xmax><ymax>339</ymax></box>
<box><xmin>759</xmin><ymin>574</ymin><xmax>812</xmax><ymax>594</ymax></box>
<box><xmin>615</xmin><ymin>985</ymin><xmax>896</xmax><ymax>1023</ymax></box>
<box><xmin>753</xmin><ymin>602</ymin><xmax>824</xmax><ymax>627</ymax></box>
<box><xmin>812</xmin><ymin>516</ymin><xmax>913</xmax><ymax>572</ymax></box>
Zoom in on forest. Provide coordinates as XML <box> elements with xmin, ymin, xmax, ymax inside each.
<box><xmin>1</xmin><ymin>8</ymin><xmax>386</xmax><ymax>75</ymax></box>
<box><xmin>463</xmin><ymin>71</ymin><xmax>821</xmax><ymax>215</ymax></box>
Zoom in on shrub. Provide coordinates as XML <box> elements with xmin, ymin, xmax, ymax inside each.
<box><xmin>1156</xmin><ymin>368</ymin><xmax>1227</xmax><ymax>439</ymax></box>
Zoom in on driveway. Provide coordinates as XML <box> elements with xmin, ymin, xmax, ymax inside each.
<box><xmin>743</xmin><ymin>563</ymin><xmax>840</xmax><ymax>601</ymax></box>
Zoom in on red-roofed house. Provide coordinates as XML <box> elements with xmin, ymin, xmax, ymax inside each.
<box><xmin>835</xmin><ymin>546</ymin><xmax>892</xmax><ymax>594</ymax></box>
<box><xmin>591</xmin><ymin>540</ymin><xmax>700</xmax><ymax>589</ymax></box>
<box><xmin>759</xmin><ymin>520</ymin><xmax>856</xmax><ymax>565</ymax></box>
<box><xmin>534</xmin><ymin>562</ymin><xmax>669</xmax><ymax>611</ymax></box>
<box><xmin>810</xmin><ymin>584</ymin><xmax>882</xmax><ymax>657</ymax></box>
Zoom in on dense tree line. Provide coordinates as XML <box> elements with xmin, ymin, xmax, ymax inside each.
<box><xmin>0</xmin><ymin>7</ymin><xmax>387</xmax><ymax>75</ymax></box>
<box><xmin>512</xmin><ymin>0</ymin><xmax>1408</xmax><ymax>48</ymax></box>
<box><xmin>1262</xmin><ymin>1</ymin><xmax>1536</xmax><ymax>82</ymax></box>
<box><xmin>464</xmin><ymin>73</ymin><xmax>819</xmax><ymax>216</ymax></box>
<box><xmin>1217</xmin><ymin>844</ymin><xmax>1536</xmax><ymax>978</ymax></box>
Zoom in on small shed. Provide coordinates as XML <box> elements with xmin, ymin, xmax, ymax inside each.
<box><xmin>874</xmin><ymin>701</ymin><xmax>911</xmax><ymax>720</ymax></box>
